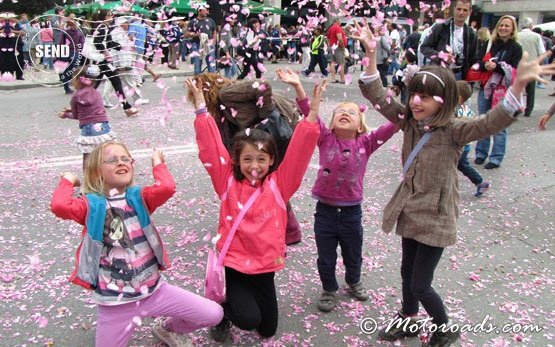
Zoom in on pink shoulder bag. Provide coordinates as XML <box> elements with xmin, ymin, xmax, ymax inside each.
<box><xmin>204</xmin><ymin>187</ymin><xmax>261</xmax><ymax>303</ymax></box>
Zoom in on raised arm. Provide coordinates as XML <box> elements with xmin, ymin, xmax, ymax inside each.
<box><xmin>277</xmin><ymin>68</ymin><xmax>306</xmax><ymax>101</ymax></box>
<box><xmin>352</xmin><ymin>21</ymin><xmax>405</xmax><ymax>126</ymax></box>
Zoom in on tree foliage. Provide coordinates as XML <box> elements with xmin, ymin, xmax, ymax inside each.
<box><xmin>0</xmin><ymin>0</ymin><xmax>59</xmax><ymax>17</ymax></box>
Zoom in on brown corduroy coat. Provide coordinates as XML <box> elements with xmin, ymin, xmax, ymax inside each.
<box><xmin>359</xmin><ymin>78</ymin><xmax>516</xmax><ymax>247</ymax></box>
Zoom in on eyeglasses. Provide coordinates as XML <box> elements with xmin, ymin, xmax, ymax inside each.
<box><xmin>103</xmin><ymin>156</ymin><xmax>134</xmax><ymax>165</ymax></box>
<box><xmin>334</xmin><ymin>109</ymin><xmax>359</xmax><ymax>116</ymax></box>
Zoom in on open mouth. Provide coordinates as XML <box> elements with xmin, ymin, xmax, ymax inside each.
<box><xmin>115</xmin><ymin>168</ymin><xmax>128</xmax><ymax>175</ymax></box>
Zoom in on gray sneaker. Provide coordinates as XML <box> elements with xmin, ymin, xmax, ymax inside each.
<box><xmin>348</xmin><ymin>282</ymin><xmax>369</xmax><ymax>301</ymax></box>
<box><xmin>317</xmin><ymin>291</ymin><xmax>336</xmax><ymax>312</ymax></box>
<box><xmin>151</xmin><ymin>318</ymin><xmax>193</xmax><ymax>347</ymax></box>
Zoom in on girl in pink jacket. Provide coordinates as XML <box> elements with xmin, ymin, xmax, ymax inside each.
<box><xmin>185</xmin><ymin>77</ymin><xmax>323</xmax><ymax>342</ymax></box>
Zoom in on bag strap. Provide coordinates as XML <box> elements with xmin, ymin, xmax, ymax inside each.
<box><xmin>216</xmin><ymin>187</ymin><xmax>262</xmax><ymax>266</ymax></box>
<box><xmin>403</xmin><ymin>132</ymin><xmax>432</xmax><ymax>175</ymax></box>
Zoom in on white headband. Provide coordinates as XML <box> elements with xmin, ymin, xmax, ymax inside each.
<box><xmin>415</xmin><ymin>71</ymin><xmax>445</xmax><ymax>88</ymax></box>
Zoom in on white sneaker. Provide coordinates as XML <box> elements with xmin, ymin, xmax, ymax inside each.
<box><xmin>151</xmin><ymin>318</ymin><xmax>193</xmax><ymax>347</ymax></box>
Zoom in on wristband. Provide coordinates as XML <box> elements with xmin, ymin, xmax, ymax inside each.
<box><xmin>195</xmin><ymin>107</ymin><xmax>207</xmax><ymax>115</ymax></box>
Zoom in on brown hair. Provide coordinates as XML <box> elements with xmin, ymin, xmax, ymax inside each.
<box><xmin>186</xmin><ymin>73</ymin><xmax>232</xmax><ymax>119</ymax></box>
<box><xmin>456</xmin><ymin>80</ymin><xmax>472</xmax><ymax>104</ymax></box>
<box><xmin>403</xmin><ymin>65</ymin><xmax>458</xmax><ymax>128</ymax></box>
<box><xmin>231</xmin><ymin>129</ymin><xmax>278</xmax><ymax>181</ymax></box>
<box><xmin>83</xmin><ymin>141</ymin><xmax>133</xmax><ymax>195</ymax></box>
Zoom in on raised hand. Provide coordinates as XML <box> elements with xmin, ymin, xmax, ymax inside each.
<box><xmin>351</xmin><ymin>19</ymin><xmax>376</xmax><ymax>54</ymax></box>
<box><xmin>184</xmin><ymin>78</ymin><xmax>206</xmax><ymax>109</ymax></box>
<box><xmin>152</xmin><ymin>148</ymin><xmax>165</xmax><ymax>167</ymax></box>
<box><xmin>60</xmin><ymin>172</ymin><xmax>80</xmax><ymax>187</ymax></box>
<box><xmin>277</xmin><ymin>68</ymin><xmax>307</xmax><ymax>100</ymax></box>
<box><xmin>307</xmin><ymin>80</ymin><xmax>327</xmax><ymax>123</ymax></box>
<box><xmin>512</xmin><ymin>52</ymin><xmax>555</xmax><ymax>95</ymax></box>
<box><xmin>277</xmin><ymin>68</ymin><xmax>301</xmax><ymax>87</ymax></box>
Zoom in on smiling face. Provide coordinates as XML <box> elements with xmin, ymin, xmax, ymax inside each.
<box><xmin>330</xmin><ymin>103</ymin><xmax>364</xmax><ymax>139</ymax></box>
<box><xmin>496</xmin><ymin>18</ymin><xmax>514</xmax><ymax>41</ymax></box>
<box><xmin>100</xmin><ymin>144</ymin><xmax>134</xmax><ymax>195</ymax></box>
<box><xmin>238</xmin><ymin>143</ymin><xmax>275</xmax><ymax>183</ymax></box>
<box><xmin>409</xmin><ymin>93</ymin><xmax>442</xmax><ymax>121</ymax></box>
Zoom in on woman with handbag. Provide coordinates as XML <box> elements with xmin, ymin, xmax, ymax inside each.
<box><xmin>473</xmin><ymin>15</ymin><xmax>522</xmax><ymax>169</ymax></box>
<box><xmin>185</xmin><ymin>77</ymin><xmax>322</xmax><ymax>343</ymax></box>
<box><xmin>89</xmin><ymin>10</ymin><xmax>138</xmax><ymax>117</ymax></box>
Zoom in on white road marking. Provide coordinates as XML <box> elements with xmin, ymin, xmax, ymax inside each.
<box><xmin>0</xmin><ymin>144</ymin><xmax>199</xmax><ymax>172</ymax></box>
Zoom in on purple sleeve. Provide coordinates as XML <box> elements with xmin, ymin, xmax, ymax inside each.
<box><xmin>365</xmin><ymin>121</ymin><xmax>398</xmax><ymax>154</ymax></box>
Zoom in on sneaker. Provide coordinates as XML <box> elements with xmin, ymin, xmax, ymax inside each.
<box><xmin>474</xmin><ymin>158</ymin><xmax>485</xmax><ymax>165</ymax></box>
<box><xmin>65</xmin><ymin>88</ymin><xmax>74</xmax><ymax>95</ymax></box>
<box><xmin>484</xmin><ymin>162</ymin><xmax>499</xmax><ymax>170</ymax></box>
<box><xmin>151</xmin><ymin>318</ymin><xmax>193</xmax><ymax>347</ymax></box>
<box><xmin>348</xmin><ymin>282</ymin><xmax>369</xmax><ymax>301</ymax></box>
<box><xmin>317</xmin><ymin>291</ymin><xmax>336</xmax><ymax>312</ymax></box>
<box><xmin>422</xmin><ymin>326</ymin><xmax>461</xmax><ymax>347</ymax></box>
<box><xmin>474</xmin><ymin>181</ymin><xmax>490</xmax><ymax>197</ymax></box>
<box><xmin>210</xmin><ymin>317</ymin><xmax>231</xmax><ymax>343</ymax></box>
<box><xmin>379</xmin><ymin>311</ymin><xmax>422</xmax><ymax>341</ymax></box>
<box><xmin>537</xmin><ymin>83</ymin><xmax>545</xmax><ymax>89</ymax></box>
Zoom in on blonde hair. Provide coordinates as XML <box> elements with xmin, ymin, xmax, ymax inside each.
<box><xmin>477</xmin><ymin>27</ymin><xmax>490</xmax><ymax>42</ymax></box>
<box><xmin>82</xmin><ymin>141</ymin><xmax>133</xmax><ymax>195</ymax></box>
<box><xmin>491</xmin><ymin>15</ymin><xmax>518</xmax><ymax>43</ymax></box>
<box><xmin>329</xmin><ymin>101</ymin><xmax>369</xmax><ymax>135</ymax></box>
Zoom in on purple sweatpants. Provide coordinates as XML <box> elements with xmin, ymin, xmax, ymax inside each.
<box><xmin>95</xmin><ymin>282</ymin><xmax>223</xmax><ymax>346</ymax></box>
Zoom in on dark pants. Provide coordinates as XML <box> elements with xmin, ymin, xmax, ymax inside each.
<box><xmin>0</xmin><ymin>51</ymin><xmax>18</xmax><ymax>75</ymax></box>
<box><xmin>238</xmin><ymin>51</ymin><xmax>261</xmax><ymax>79</ymax></box>
<box><xmin>377</xmin><ymin>63</ymin><xmax>388</xmax><ymax>87</ymax></box>
<box><xmin>223</xmin><ymin>267</ymin><xmax>278</xmax><ymax>337</ymax></box>
<box><xmin>314</xmin><ymin>202</ymin><xmax>363</xmax><ymax>292</ymax></box>
<box><xmin>524</xmin><ymin>81</ymin><xmax>536</xmax><ymax>117</ymax></box>
<box><xmin>305</xmin><ymin>52</ymin><xmax>328</xmax><ymax>76</ymax></box>
<box><xmin>92</xmin><ymin>60</ymin><xmax>132</xmax><ymax>110</ymax></box>
<box><xmin>457</xmin><ymin>148</ymin><xmax>483</xmax><ymax>185</ymax></box>
<box><xmin>401</xmin><ymin>237</ymin><xmax>448</xmax><ymax>326</ymax></box>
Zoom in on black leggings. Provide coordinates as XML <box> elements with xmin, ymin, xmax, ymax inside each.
<box><xmin>401</xmin><ymin>237</ymin><xmax>448</xmax><ymax>326</ymax></box>
<box><xmin>92</xmin><ymin>61</ymin><xmax>132</xmax><ymax>110</ymax></box>
<box><xmin>223</xmin><ymin>267</ymin><xmax>278</xmax><ymax>337</ymax></box>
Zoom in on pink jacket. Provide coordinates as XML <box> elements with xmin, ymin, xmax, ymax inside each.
<box><xmin>195</xmin><ymin>113</ymin><xmax>319</xmax><ymax>274</ymax></box>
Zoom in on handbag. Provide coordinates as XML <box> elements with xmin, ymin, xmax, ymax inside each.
<box><xmin>466</xmin><ymin>41</ymin><xmax>493</xmax><ymax>85</ymax></box>
<box><xmin>204</xmin><ymin>187</ymin><xmax>261</xmax><ymax>303</ymax></box>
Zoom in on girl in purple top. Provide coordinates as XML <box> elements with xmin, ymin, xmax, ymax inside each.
<box><xmin>277</xmin><ymin>68</ymin><xmax>398</xmax><ymax>312</ymax></box>
<box><xmin>58</xmin><ymin>65</ymin><xmax>116</xmax><ymax>170</ymax></box>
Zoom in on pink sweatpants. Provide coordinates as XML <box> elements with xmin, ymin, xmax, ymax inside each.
<box><xmin>95</xmin><ymin>282</ymin><xmax>223</xmax><ymax>346</ymax></box>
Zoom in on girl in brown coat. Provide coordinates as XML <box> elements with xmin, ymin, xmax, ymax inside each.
<box><xmin>353</xmin><ymin>21</ymin><xmax>555</xmax><ymax>347</ymax></box>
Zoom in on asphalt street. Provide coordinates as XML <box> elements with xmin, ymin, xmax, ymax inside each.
<box><xmin>0</xmin><ymin>61</ymin><xmax>554</xmax><ymax>347</ymax></box>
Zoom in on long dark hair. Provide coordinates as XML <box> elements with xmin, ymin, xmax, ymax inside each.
<box><xmin>91</xmin><ymin>9</ymin><xmax>112</xmax><ymax>30</ymax></box>
<box><xmin>231</xmin><ymin>129</ymin><xmax>278</xmax><ymax>181</ymax></box>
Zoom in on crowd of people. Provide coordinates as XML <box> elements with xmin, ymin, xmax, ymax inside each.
<box><xmin>2</xmin><ymin>2</ymin><xmax>554</xmax><ymax>347</ymax></box>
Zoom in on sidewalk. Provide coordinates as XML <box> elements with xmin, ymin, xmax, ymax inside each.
<box><xmin>0</xmin><ymin>60</ymin><xmax>196</xmax><ymax>91</ymax></box>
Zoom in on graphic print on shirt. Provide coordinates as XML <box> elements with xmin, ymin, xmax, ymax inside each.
<box><xmin>322</xmin><ymin>145</ymin><xmax>363</xmax><ymax>192</ymax></box>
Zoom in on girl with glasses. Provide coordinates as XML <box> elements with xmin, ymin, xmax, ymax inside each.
<box><xmin>51</xmin><ymin>142</ymin><xmax>223</xmax><ymax>346</ymax></box>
